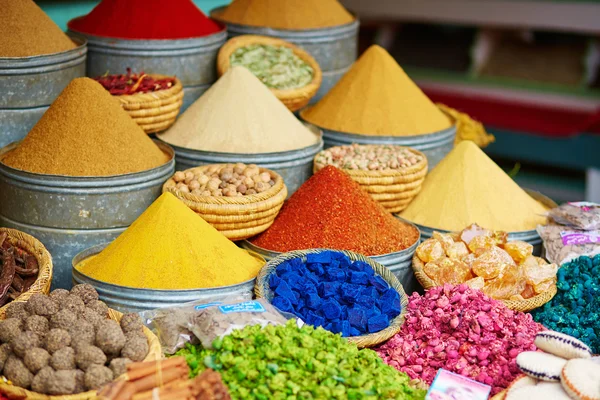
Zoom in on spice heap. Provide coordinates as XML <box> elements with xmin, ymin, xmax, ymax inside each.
<box><xmin>0</xmin><ymin>232</ymin><xmax>40</xmax><ymax>307</ymax></box>
<box><xmin>251</xmin><ymin>166</ymin><xmax>420</xmax><ymax>256</ymax></box>
<box><xmin>177</xmin><ymin>321</ymin><xmax>427</xmax><ymax>399</ymax></box>
<box><xmin>159</xmin><ymin>67</ymin><xmax>319</xmax><ymax>154</ymax></box>
<box><xmin>215</xmin><ymin>0</ymin><xmax>354</xmax><ymax>30</ymax></box>
<box><xmin>1</xmin><ymin>78</ymin><xmax>169</xmax><ymax>176</ymax></box>
<box><xmin>415</xmin><ymin>224</ymin><xmax>558</xmax><ymax>300</ymax></box>
<box><xmin>76</xmin><ymin>193</ymin><xmax>264</xmax><ymax>290</ymax></box>
<box><xmin>230</xmin><ymin>44</ymin><xmax>314</xmax><ymax>90</ymax></box>
<box><xmin>301</xmin><ymin>45</ymin><xmax>451</xmax><ymax>136</ymax></box>
<box><xmin>0</xmin><ymin>0</ymin><xmax>76</xmax><ymax>57</ymax></box>
<box><xmin>170</xmin><ymin>164</ymin><xmax>276</xmax><ymax>196</ymax></box>
<box><xmin>94</xmin><ymin>69</ymin><xmax>176</xmax><ymax>95</ymax></box>
<box><xmin>269</xmin><ymin>251</ymin><xmax>401</xmax><ymax>337</ymax></box>
<box><xmin>0</xmin><ymin>285</ymin><xmax>149</xmax><ymax>394</ymax></box>
<box><xmin>98</xmin><ymin>358</ymin><xmax>231</xmax><ymax>400</ymax></box>
<box><xmin>68</xmin><ymin>0</ymin><xmax>222</xmax><ymax>40</ymax></box>
<box><xmin>376</xmin><ymin>284</ymin><xmax>543</xmax><ymax>395</ymax></box>
<box><xmin>401</xmin><ymin>141</ymin><xmax>549</xmax><ymax>232</ymax></box>
<box><xmin>314</xmin><ymin>144</ymin><xmax>424</xmax><ymax>171</ymax></box>
<box><xmin>532</xmin><ymin>255</ymin><xmax>600</xmax><ymax>354</ymax></box>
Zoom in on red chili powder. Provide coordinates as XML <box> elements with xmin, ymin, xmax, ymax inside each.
<box><xmin>68</xmin><ymin>0</ymin><xmax>223</xmax><ymax>40</ymax></box>
<box><xmin>251</xmin><ymin>166</ymin><xmax>420</xmax><ymax>256</ymax></box>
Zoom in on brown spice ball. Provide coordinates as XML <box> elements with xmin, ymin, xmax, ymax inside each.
<box><xmin>50</xmin><ymin>346</ymin><xmax>76</xmax><ymax>370</ymax></box>
<box><xmin>49</xmin><ymin>289</ymin><xmax>70</xmax><ymax>303</ymax></box>
<box><xmin>120</xmin><ymin>313</ymin><xmax>143</xmax><ymax>334</ymax></box>
<box><xmin>48</xmin><ymin>369</ymin><xmax>77</xmax><ymax>395</ymax></box>
<box><xmin>11</xmin><ymin>331</ymin><xmax>41</xmax><ymax>358</ymax></box>
<box><xmin>121</xmin><ymin>336</ymin><xmax>149</xmax><ymax>362</ymax></box>
<box><xmin>24</xmin><ymin>315</ymin><xmax>49</xmax><ymax>338</ymax></box>
<box><xmin>45</xmin><ymin>328</ymin><xmax>71</xmax><ymax>354</ymax></box>
<box><xmin>50</xmin><ymin>309</ymin><xmax>77</xmax><ymax>331</ymax></box>
<box><xmin>31</xmin><ymin>366</ymin><xmax>54</xmax><ymax>394</ymax></box>
<box><xmin>0</xmin><ymin>343</ymin><xmax>13</xmax><ymax>374</ymax></box>
<box><xmin>0</xmin><ymin>318</ymin><xmax>22</xmax><ymax>343</ymax></box>
<box><xmin>60</xmin><ymin>295</ymin><xmax>85</xmax><ymax>314</ymax></box>
<box><xmin>95</xmin><ymin>320</ymin><xmax>126</xmax><ymax>355</ymax></box>
<box><xmin>87</xmin><ymin>300</ymin><xmax>109</xmax><ymax>317</ymax></box>
<box><xmin>74</xmin><ymin>369</ymin><xmax>85</xmax><ymax>394</ymax></box>
<box><xmin>70</xmin><ymin>284</ymin><xmax>99</xmax><ymax>305</ymax></box>
<box><xmin>4</xmin><ymin>356</ymin><xmax>33</xmax><ymax>389</ymax></box>
<box><xmin>68</xmin><ymin>319</ymin><xmax>95</xmax><ymax>349</ymax></box>
<box><xmin>26</xmin><ymin>294</ymin><xmax>58</xmax><ymax>317</ymax></box>
<box><xmin>23</xmin><ymin>347</ymin><xmax>50</xmax><ymax>374</ymax></box>
<box><xmin>5</xmin><ymin>302</ymin><xmax>30</xmax><ymax>321</ymax></box>
<box><xmin>109</xmin><ymin>357</ymin><xmax>131</xmax><ymax>377</ymax></box>
<box><xmin>84</xmin><ymin>365</ymin><xmax>113</xmax><ymax>391</ymax></box>
<box><xmin>75</xmin><ymin>345</ymin><xmax>107</xmax><ymax>372</ymax></box>
<box><xmin>81</xmin><ymin>307</ymin><xmax>104</xmax><ymax>328</ymax></box>
<box><xmin>125</xmin><ymin>330</ymin><xmax>146</xmax><ymax>341</ymax></box>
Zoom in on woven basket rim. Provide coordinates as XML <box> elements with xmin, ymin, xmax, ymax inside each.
<box><xmin>254</xmin><ymin>248</ymin><xmax>409</xmax><ymax>348</ymax></box>
<box><xmin>114</xmin><ymin>74</ymin><xmax>183</xmax><ymax>105</ymax></box>
<box><xmin>0</xmin><ymin>228</ymin><xmax>53</xmax><ymax>318</ymax></box>
<box><xmin>217</xmin><ymin>34</ymin><xmax>322</xmax><ymax>101</ymax></box>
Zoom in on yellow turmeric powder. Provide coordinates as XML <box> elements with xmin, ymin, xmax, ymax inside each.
<box><xmin>76</xmin><ymin>192</ymin><xmax>264</xmax><ymax>290</ymax></box>
<box><xmin>301</xmin><ymin>45</ymin><xmax>452</xmax><ymax>136</ymax></box>
<box><xmin>400</xmin><ymin>141</ymin><xmax>548</xmax><ymax>232</ymax></box>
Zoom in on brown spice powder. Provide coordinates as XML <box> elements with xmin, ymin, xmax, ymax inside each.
<box><xmin>0</xmin><ymin>0</ymin><xmax>76</xmax><ymax>57</ymax></box>
<box><xmin>1</xmin><ymin>78</ymin><xmax>169</xmax><ymax>176</ymax></box>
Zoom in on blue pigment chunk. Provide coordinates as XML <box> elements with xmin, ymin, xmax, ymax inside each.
<box><xmin>286</xmin><ymin>273</ymin><xmax>304</xmax><ymax>290</ymax></box>
<box><xmin>272</xmin><ymin>296</ymin><xmax>294</xmax><ymax>313</ymax></box>
<box><xmin>381</xmin><ymin>289</ymin><xmax>401</xmax><ymax>318</ymax></box>
<box><xmin>319</xmin><ymin>282</ymin><xmax>340</xmax><ymax>298</ymax></box>
<box><xmin>370</xmin><ymin>275</ymin><xmax>389</xmax><ymax>292</ymax></box>
<box><xmin>357</xmin><ymin>295</ymin><xmax>375</xmax><ymax>308</ymax></box>
<box><xmin>341</xmin><ymin>321</ymin><xmax>351</xmax><ymax>337</ymax></box>
<box><xmin>349</xmin><ymin>327</ymin><xmax>361</xmax><ymax>337</ymax></box>
<box><xmin>269</xmin><ymin>274</ymin><xmax>281</xmax><ymax>289</ymax></box>
<box><xmin>276</xmin><ymin>262</ymin><xmax>292</xmax><ymax>276</ymax></box>
<box><xmin>321</xmin><ymin>299</ymin><xmax>342</xmax><ymax>320</ymax></box>
<box><xmin>275</xmin><ymin>280</ymin><xmax>295</xmax><ymax>300</ymax></box>
<box><xmin>331</xmin><ymin>321</ymin><xmax>342</xmax><ymax>334</ymax></box>
<box><xmin>341</xmin><ymin>283</ymin><xmax>362</xmax><ymax>303</ymax></box>
<box><xmin>349</xmin><ymin>271</ymin><xmax>369</xmax><ymax>285</ymax></box>
<box><xmin>348</xmin><ymin>307</ymin><xmax>367</xmax><ymax>331</ymax></box>
<box><xmin>307</xmin><ymin>252</ymin><xmax>333</xmax><ymax>264</ymax></box>
<box><xmin>326</xmin><ymin>268</ymin><xmax>346</xmax><ymax>282</ymax></box>
<box><xmin>368</xmin><ymin>314</ymin><xmax>389</xmax><ymax>333</ymax></box>
<box><xmin>306</xmin><ymin>293</ymin><xmax>322</xmax><ymax>310</ymax></box>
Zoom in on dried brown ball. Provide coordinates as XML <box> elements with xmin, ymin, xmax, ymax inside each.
<box><xmin>25</xmin><ymin>315</ymin><xmax>49</xmax><ymax>338</ymax></box>
<box><xmin>68</xmin><ymin>319</ymin><xmax>95</xmax><ymax>349</ymax></box>
<box><xmin>50</xmin><ymin>346</ymin><xmax>75</xmax><ymax>370</ymax></box>
<box><xmin>84</xmin><ymin>365</ymin><xmax>113</xmax><ymax>391</ymax></box>
<box><xmin>45</xmin><ymin>328</ymin><xmax>71</xmax><ymax>354</ymax></box>
<box><xmin>81</xmin><ymin>307</ymin><xmax>103</xmax><ymax>328</ymax></box>
<box><xmin>87</xmin><ymin>300</ymin><xmax>109</xmax><ymax>317</ymax></box>
<box><xmin>48</xmin><ymin>369</ymin><xmax>77</xmax><ymax>395</ymax></box>
<box><xmin>0</xmin><ymin>343</ymin><xmax>13</xmax><ymax>374</ymax></box>
<box><xmin>50</xmin><ymin>309</ymin><xmax>77</xmax><ymax>331</ymax></box>
<box><xmin>5</xmin><ymin>302</ymin><xmax>30</xmax><ymax>321</ymax></box>
<box><xmin>23</xmin><ymin>347</ymin><xmax>50</xmax><ymax>374</ymax></box>
<box><xmin>60</xmin><ymin>295</ymin><xmax>85</xmax><ymax>314</ymax></box>
<box><xmin>125</xmin><ymin>329</ymin><xmax>146</xmax><ymax>341</ymax></box>
<box><xmin>49</xmin><ymin>288</ymin><xmax>70</xmax><ymax>303</ymax></box>
<box><xmin>0</xmin><ymin>318</ymin><xmax>22</xmax><ymax>343</ymax></box>
<box><xmin>95</xmin><ymin>320</ymin><xmax>126</xmax><ymax>355</ymax></box>
<box><xmin>4</xmin><ymin>356</ymin><xmax>33</xmax><ymax>389</ymax></box>
<box><xmin>26</xmin><ymin>294</ymin><xmax>58</xmax><ymax>317</ymax></box>
<box><xmin>120</xmin><ymin>313</ymin><xmax>143</xmax><ymax>334</ymax></box>
<box><xmin>75</xmin><ymin>345</ymin><xmax>107</xmax><ymax>371</ymax></box>
<box><xmin>31</xmin><ymin>366</ymin><xmax>54</xmax><ymax>394</ymax></box>
<box><xmin>11</xmin><ymin>331</ymin><xmax>41</xmax><ymax>358</ymax></box>
<box><xmin>108</xmin><ymin>357</ymin><xmax>131</xmax><ymax>377</ymax></box>
<box><xmin>70</xmin><ymin>284</ymin><xmax>99</xmax><ymax>305</ymax></box>
<box><xmin>121</xmin><ymin>336</ymin><xmax>149</xmax><ymax>362</ymax></box>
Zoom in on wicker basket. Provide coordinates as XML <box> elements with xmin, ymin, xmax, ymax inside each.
<box><xmin>0</xmin><ymin>228</ymin><xmax>52</xmax><ymax>319</ymax></box>
<box><xmin>0</xmin><ymin>308</ymin><xmax>162</xmax><ymax>399</ymax></box>
<box><xmin>313</xmin><ymin>146</ymin><xmax>428</xmax><ymax>213</ymax></box>
<box><xmin>255</xmin><ymin>248</ymin><xmax>409</xmax><ymax>348</ymax></box>
<box><xmin>217</xmin><ymin>35</ymin><xmax>322</xmax><ymax>112</ymax></box>
<box><xmin>162</xmin><ymin>165</ymin><xmax>288</xmax><ymax>241</ymax></box>
<box><xmin>412</xmin><ymin>255</ymin><xmax>557</xmax><ymax>312</ymax></box>
<box><xmin>115</xmin><ymin>75</ymin><xmax>184</xmax><ymax>134</ymax></box>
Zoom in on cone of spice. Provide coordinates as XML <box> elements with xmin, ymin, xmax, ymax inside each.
<box><xmin>1</xmin><ymin>78</ymin><xmax>169</xmax><ymax>176</ymax></box>
<box><xmin>0</xmin><ymin>0</ymin><xmax>76</xmax><ymax>57</ymax></box>
<box><xmin>214</xmin><ymin>0</ymin><xmax>355</xmax><ymax>30</ymax></box>
<box><xmin>301</xmin><ymin>45</ymin><xmax>452</xmax><ymax>136</ymax></box>
<box><xmin>68</xmin><ymin>0</ymin><xmax>223</xmax><ymax>40</ymax></box>
<box><xmin>250</xmin><ymin>166</ymin><xmax>420</xmax><ymax>256</ymax></box>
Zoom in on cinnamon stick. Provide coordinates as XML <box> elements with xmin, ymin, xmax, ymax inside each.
<box><xmin>97</xmin><ymin>379</ymin><xmax>127</xmax><ymax>400</ymax></box>
<box><xmin>131</xmin><ymin>366</ymin><xmax>188</xmax><ymax>393</ymax></box>
<box><xmin>132</xmin><ymin>385</ymin><xmax>192</xmax><ymax>400</ymax></box>
<box><xmin>126</xmin><ymin>358</ymin><xmax>186</xmax><ymax>381</ymax></box>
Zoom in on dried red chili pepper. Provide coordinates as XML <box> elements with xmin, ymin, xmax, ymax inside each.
<box><xmin>94</xmin><ymin>68</ymin><xmax>175</xmax><ymax>95</ymax></box>
<box><xmin>0</xmin><ymin>248</ymin><xmax>16</xmax><ymax>305</ymax></box>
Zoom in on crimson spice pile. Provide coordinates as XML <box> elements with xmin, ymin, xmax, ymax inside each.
<box><xmin>93</xmin><ymin>69</ymin><xmax>176</xmax><ymax>95</ymax></box>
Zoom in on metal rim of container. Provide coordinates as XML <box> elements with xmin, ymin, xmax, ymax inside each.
<box><xmin>0</xmin><ymin>35</ymin><xmax>87</xmax><ymax>72</ymax></box>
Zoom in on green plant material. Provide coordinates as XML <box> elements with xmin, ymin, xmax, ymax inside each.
<box><xmin>174</xmin><ymin>342</ymin><xmax>211</xmax><ymax>378</ymax></box>
<box><xmin>177</xmin><ymin>320</ymin><xmax>425</xmax><ymax>399</ymax></box>
<box><xmin>508</xmin><ymin>162</ymin><xmax>521</xmax><ymax>178</ymax></box>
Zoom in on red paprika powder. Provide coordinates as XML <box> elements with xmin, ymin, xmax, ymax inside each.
<box><xmin>251</xmin><ymin>166</ymin><xmax>420</xmax><ymax>256</ymax></box>
<box><xmin>68</xmin><ymin>0</ymin><xmax>223</xmax><ymax>40</ymax></box>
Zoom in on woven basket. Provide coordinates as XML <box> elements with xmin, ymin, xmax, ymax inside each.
<box><xmin>114</xmin><ymin>75</ymin><xmax>184</xmax><ymax>134</ymax></box>
<box><xmin>313</xmin><ymin>146</ymin><xmax>428</xmax><ymax>213</ymax></box>
<box><xmin>162</xmin><ymin>165</ymin><xmax>288</xmax><ymax>241</ymax></box>
<box><xmin>0</xmin><ymin>308</ymin><xmax>162</xmax><ymax>400</ymax></box>
<box><xmin>217</xmin><ymin>35</ymin><xmax>322</xmax><ymax>112</ymax></box>
<box><xmin>412</xmin><ymin>255</ymin><xmax>557</xmax><ymax>312</ymax></box>
<box><xmin>0</xmin><ymin>228</ymin><xmax>52</xmax><ymax>319</ymax></box>
<box><xmin>255</xmin><ymin>248</ymin><xmax>409</xmax><ymax>348</ymax></box>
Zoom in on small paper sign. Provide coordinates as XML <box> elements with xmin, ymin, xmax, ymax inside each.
<box><xmin>426</xmin><ymin>369</ymin><xmax>491</xmax><ymax>400</ymax></box>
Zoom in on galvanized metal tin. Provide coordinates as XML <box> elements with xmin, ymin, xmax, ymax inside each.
<box><xmin>311</xmin><ymin>122</ymin><xmax>457</xmax><ymax>169</ymax></box>
<box><xmin>70</xmin><ymin>29</ymin><xmax>227</xmax><ymax>111</ymax></box>
<box><xmin>211</xmin><ymin>7</ymin><xmax>359</xmax><ymax>103</ymax></box>
<box><xmin>0</xmin><ymin>141</ymin><xmax>175</xmax><ymax>289</ymax></box>
<box><xmin>163</xmin><ymin>125</ymin><xmax>323</xmax><ymax>196</ymax></box>
<box><xmin>72</xmin><ymin>244</ymin><xmax>258</xmax><ymax>313</ymax></box>
<box><xmin>0</xmin><ymin>36</ymin><xmax>87</xmax><ymax>147</ymax></box>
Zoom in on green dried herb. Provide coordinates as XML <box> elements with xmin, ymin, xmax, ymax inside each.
<box><xmin>230</xmin><ymin>44</ymin><xmax>314</xmax><ymax>90</ymax></box>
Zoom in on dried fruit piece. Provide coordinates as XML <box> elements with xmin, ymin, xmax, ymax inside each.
<box><xmin>503</xmin><ymin>241</ymin><xmax>533</xmax><ymax>263</ymax></box>
<box><xmin>416</xmin><ymin>239</ymin><xmax>445</xmax><ymax>263</ymax></box>
<box><xmin>472</xmin><ymin>247</ymin><xmax>515</xmax><ymax>279</ymax></box>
